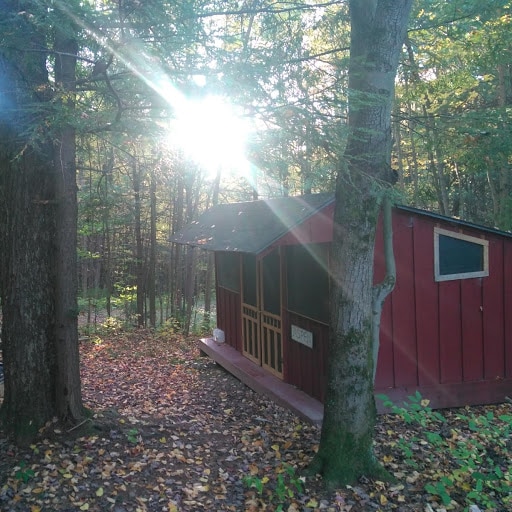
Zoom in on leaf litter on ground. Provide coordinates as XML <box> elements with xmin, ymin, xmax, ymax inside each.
<box><xmin>0</xmin><ymin>331</ymin><xmax>510</xmax><ymax>511</ymax></box>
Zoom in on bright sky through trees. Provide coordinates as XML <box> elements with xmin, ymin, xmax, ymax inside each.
<box><xmin>167</xmin><ymin>92</ymin><xmax>253</xmax><ymax>178</ymax></box>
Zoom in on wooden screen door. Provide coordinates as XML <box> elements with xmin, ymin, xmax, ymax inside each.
<box><xmin>241</xmin><ymin>250</ymin><xmax>283</xmax><ymax>378</ymax></box>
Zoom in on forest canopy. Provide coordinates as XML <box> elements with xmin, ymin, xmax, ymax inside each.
<box><xmin>0</xmin><ymin>0</ymin><xmax>510</xmax><ymax>329</ymax></box>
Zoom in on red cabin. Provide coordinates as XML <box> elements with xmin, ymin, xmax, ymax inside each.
<box><xmin>173</xmin><ymin>193</ymin><xmax>512</xmax><ymax>416</ymax></box>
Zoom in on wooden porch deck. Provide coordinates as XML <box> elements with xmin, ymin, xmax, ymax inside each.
<box><xmin>199</xmin><ymin>338</ymin><xmax>324</xmax><ymax>425</ymax></box>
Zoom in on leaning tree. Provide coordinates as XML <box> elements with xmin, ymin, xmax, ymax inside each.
<box><xmin>307</xmin><ymin>0</ymin><xmax>413</xmax><ymax>487</ymax></box>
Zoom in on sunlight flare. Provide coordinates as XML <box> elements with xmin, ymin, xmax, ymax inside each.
<box><xmin>168</xmin><ymin>94</ymin><xmax>252</xmax><ymax>178</ymax></box>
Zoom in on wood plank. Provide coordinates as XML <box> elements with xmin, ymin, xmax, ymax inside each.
<box><xmin>287</xmin><ymin>313</ymin><xmax>315</xmax><ymax>397</ymax></box>
<box><xmin>482</xmin><ymin>237</ymin><xmax>505</xmax><ymax>379</ymax></box>
<box><xmin>439</xmin><ymin>280</ymin><xmax>462</xmax><ymax>383</ymax></box>
<box><xmin>505</xmin><ymin>242</ymin><xmax>512</xmax><ymax>378</ymax></box>
<box><xmin>375</xmin><ymin>294</ymin><xmax>395</xmax><ymax>388</ymax></box>
<box><xmin>460</xmin><ymin>278</ymin><xmax>484</xmax><ymax>381</ymax></box>
<box><xmin>314</xmin><ymin>321</ymin><xmax>328</xmax><ymax>402</ymax></box>
<box><xmin>242</xmin><ymin>304</ymin><xmax>260</xmax><ymax>364</ymax></box>
<box><xmin>390</xmin><ymin>214</ymin><xmax>418</xmax><ymax>387</ymax></box>
<box><xmin>199</xmin><ymin>337</ymin><xmax>324</xmax><ymax>424</ymax></box>
<box><xmin>412</xmin><ymin>217</ymin><xmax>440</xmax><ymax>387</ymax></box>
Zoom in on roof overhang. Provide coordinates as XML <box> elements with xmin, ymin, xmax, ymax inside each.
<box><xmin>171</xmin><ymin>193</ymin><xmax>335</xmax><ymax>255</ymax></box>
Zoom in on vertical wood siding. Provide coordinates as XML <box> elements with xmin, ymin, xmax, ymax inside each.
<box><xmin>214</xmin><ymin>207</ymin><xmax>512</xmax><ymax>409</ymax></box>
<box><xmin>282</xmin><ymin>209</ymin><xmax>512</xmax><ymax>407</ymax></box>
<box><xmin>216</xmin><ymin>286</ymin><xmax>242</xmax><ymax>352</ymax></box>
<box><xmin>504</xmin><ymin>242</ymin><xmax>512</xmax><ymax>377</ymax></box>
<box><xmin>483</xmin><ymin>237</ymin><xmax>505</xmax><ymax>380</ymax></box>
<box><xmin>283</xmin><ymin>312</ymin><xmax>328</xmax><ymax>402</ymax></box>
<box><xmin>373</xmin><ymin>209</ymin><xmax>512</xmax><ymax>406</ymax></box>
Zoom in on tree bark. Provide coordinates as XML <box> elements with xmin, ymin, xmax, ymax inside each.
<box><xmin>53</xmin><ymin>27</ymin><xmax>86</xmax><ymax>423</ymax></box>
<box><xmin>0</xmin><ymin>15</ymin><xmax>58</xmax><ymax>443</ymax></box>
<box><xmin>0</xmin><ymin>140</ymin><xmax>58</xmax><ymax>444</ymax></box>
<box><xmin>308</xmin><ymin>0</ymin><xmax>412</xmax><ymax>488</ymax></box>
<box><xmin>132</xmin><ymin>158</ymin><xmax>145</xmax><ymax>327</ymax></box>
<box><xmin>148</xmin><ymin>169</ymin><xmax>157</xmax><ymax>328</ymax></box>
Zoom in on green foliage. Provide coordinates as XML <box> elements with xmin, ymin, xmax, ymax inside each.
<box><xmin>397</xmin><ymin>0</ymin><xmax>512</xmax><ymax>228</ymax></box>
<box><xmin>126</xmin><ymin>428</ymin><xmax>140</xmax><ymax>445</ymax></box>
<box><xmin>112</xmin><ymin>284</ymin><xmax>138</xmax><ymax>323</ymax></box>
<box><xmin>243</xmin><ymin>463</ymin><xmax>304</xmax><ymax>510</ymax></box>
<box><xmin>98</xmin><ymin>316</ymin><xmax>124</xmax><ymax>335</ymax></box>
<box><xmin>377</xmin><ymin>391</ymin><xmax>446</xmax><ymax>427</ymax></box>
<box><xmin>156</xmin><ymin>317</ymin><xmax>183</xmax><ymax>336</ymax></box>
<box><xmin>14</xmin><ymin>461</ymin><xmax>35</xmax><ymax>484</ymax></box>
<box><xmin>378</xmin><ymin>393</ymin><xmax>512</xmax><ymax>510</ymax></box>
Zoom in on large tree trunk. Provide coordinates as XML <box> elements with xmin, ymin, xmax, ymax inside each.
<box><xmin>0</xmin><ymin>145</ymin><xmax>58</xmax><ymax>444</ymax></box>
<box><xmin>308</xmin><ymin>0</ymin><xmax>412</xmax><ymax>487</ymax></box>
<box><xmin>0</xmin><ymin>27</ymin><xmax>58</xmax><ymax>443</ymax></box>
<box><xmin>0</xmin><ymin>4</ymin><xmax>85</xmax><ymax>442</ymax></box>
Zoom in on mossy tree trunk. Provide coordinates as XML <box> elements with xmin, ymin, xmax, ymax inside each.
<box><xmin>0</xmin><ymin>3</ymin><xmax>85</xmax><ymax>443</ymax></box>
<box><xmin>308</xmin><ymin>0</ymin><xmax>412</xmax><ymax>488</ymax></box>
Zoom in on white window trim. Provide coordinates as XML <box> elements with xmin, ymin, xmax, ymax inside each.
<box><xmin>434</xmin><ymin>226</ymin><xmax>489</xmax><ymax>282</ymax></box>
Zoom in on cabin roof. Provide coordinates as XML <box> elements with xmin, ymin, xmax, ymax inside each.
<box><xmin>171</xmin><ymin>193</ymin><xmax>512</xmax><ymax>253</ymax></box>
<box><xmin>397</xmin><ymin>204</ymin><xmax>512</xmax><ymax>239</ymax></box>
<box><xmin>171</xmin><ymin>192</ymin><xmax>335</xmax><ymax>253</ymax></box>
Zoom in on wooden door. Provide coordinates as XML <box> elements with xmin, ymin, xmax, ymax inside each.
<box><xmin>241</xmin><ymin>253</ymin><xmax>260</xmax><ymax>365</ymax></box>
<box><xmin>241</xmin><ymin>250</ymin><xmax>283</xmax><ymax>378</ymax></box>
<box><xmin>260</xmin><ymin>250</ymin><xmax>283</xmax><ymax>378</ymax></box>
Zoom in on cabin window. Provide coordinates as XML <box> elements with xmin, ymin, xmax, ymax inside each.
<box><xmin>286</xmin><ymin>243</ymin><xmax>329</xmax><ymax>324</ymax></box>
<box><xmin>434</xmin><ymin>227</ymin><xmax>489</xmax><ymax>282</ymax></box>
<box><xmin>216</xmin><ymin>252</ymin><xmax>240</xmax><ymax>292</ymax></box>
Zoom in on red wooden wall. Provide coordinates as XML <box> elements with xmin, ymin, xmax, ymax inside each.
<box><xmin>283</xmin><ymin>312</ymin><xmax>328</xmax><ymax>403</ymax></box>
<box><xmin>216</xmin><ymin>286</ymin><xmax>242</xmax><ymax>352</ymax></box>
<box><xmin>373</xmin><ymin>209</ymin><xmax>512</xmax><ymax>408</ymax></box>
<box><xmin>214</xmin><ymin>207</ymin><xmax>512</xmax><ymax>409</ymax></box>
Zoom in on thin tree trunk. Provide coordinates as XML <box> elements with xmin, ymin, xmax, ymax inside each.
<box><xmin>53</xmin><ymin>28</ymin><xmax>85</xmax><ymax>422</ymax></box>
<box><xmin>102</xmin><ymin>150</ymin><xmax>114</xmax><ymax>318</ymax></box>
<box><xmin>132</xmin><ymin>158</ymin><xmax>145</xmax><ymax>327</ymax></box>
<box><xmin>372</xmin><ymin>194</ymin><xmax>396</xmax><ymax>383</ymax></box>
<box><xmin>183</xmin><ymin>247</ymin><xmax>196</xmax><ymax>334</ymax></box>
<box><xmin>148</xmin><ymin>170</ymin><xmax>157</xmax><ymax>327</ymax></box>
<box><xmin>171</xmin><ymin>175</ymin><xmax>185</xmax><ymax>317</ymax></box>
<box><xmin>423</xmin><ymin>104</ymin><xmax>450</xmax><ymax>215</ymax></box>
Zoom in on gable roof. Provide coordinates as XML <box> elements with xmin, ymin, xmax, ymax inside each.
<box><xmin>172</xmin><ymin>192</ymin><xmax>512</xmax><ymax>254</ymax></box>
<box><xmin>171</xmin><ymin>192</ymin><xmax>335</xmax><ymax>254</ymax></box>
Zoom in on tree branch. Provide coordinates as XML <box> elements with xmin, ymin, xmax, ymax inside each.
<box><xmin>372</xmin><ymin>192</ymin><xmax>396</xmax><ymax>384</ymax></box>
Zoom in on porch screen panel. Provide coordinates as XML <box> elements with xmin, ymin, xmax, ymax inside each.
<box><xmin>262</xmin><ymin>249</ymin><xmax>281</xmax><ymax>315</ymax></box>
<box><xmin>216</xmin><ymin>252</ymin><xmax>240</xmax><ymax>292</ymax></box>
<box><xmin>286</xmin><ymin>243</ymin><xmax>329</xmax><ymax>324</ymax></box>
<box><xmin>242</xmin><ymin>253</ymin><xmax>257</xmax><ymax>306</ymax></box>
